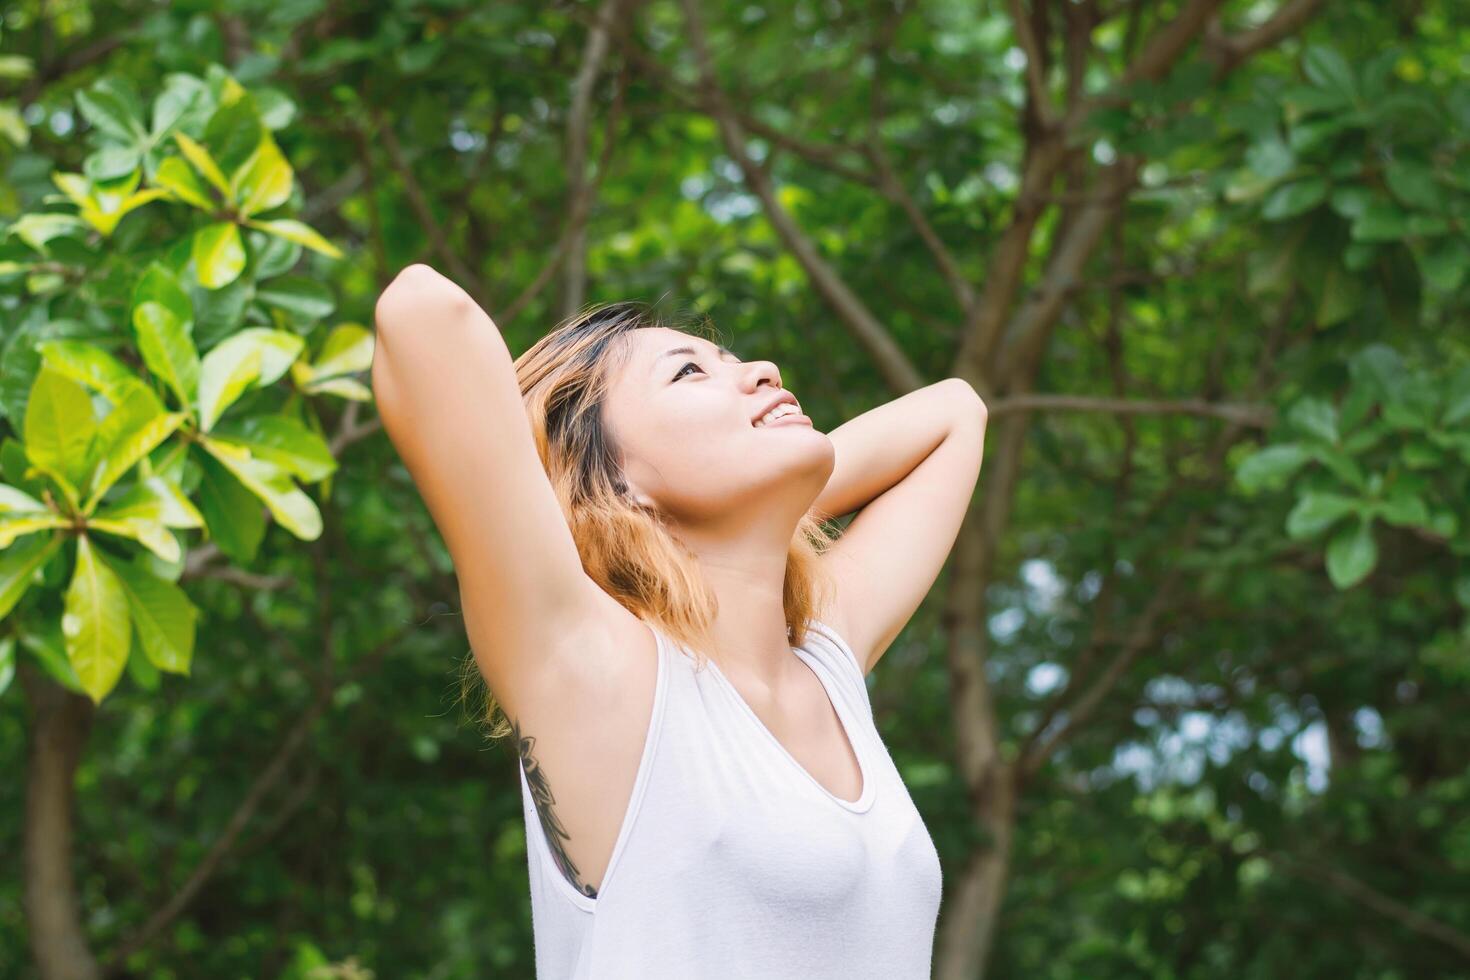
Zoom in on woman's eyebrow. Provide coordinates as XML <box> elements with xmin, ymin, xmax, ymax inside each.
<box><xmin>652</xmin><ymin>343</ymin><xmax>741</xmax><ymax>374</ymax></box>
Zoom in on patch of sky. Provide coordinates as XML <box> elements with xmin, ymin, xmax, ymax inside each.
<box><xmin>50</xmin><ymin>109</ymin><xmax>74</xmax><ymax>137</ymax></box>
<box><xmin>449</xmin><ymin>119</ymin><xmax>484</xmax><ymax>153</ymax></box>
<box><xmin>747</xmin><ymin>138</ymin><xmax>769</xmax><ymax>164</ymax></box>
<box><xmin>933</xmin><ymin>101</ymin><xmax>963</xmax><ymax>126</ymax></box>
<box><xmin>23</xmin><ymin>103</ymin><xmax>45</xmax><ymax>125</ymax></box>
<box><xmin>1353</xmin><ymin>706</ymin><xmax>1387</xmax><ymax>749</ymax></box>
<box><xmin>1025</xmin><ymin>663</ymin><xmax>1068</xmax><ymax>697</ymax></box>
<box><xmin>982</xmin><ymin>161</ymin><xmax>1018</xmax><ymax>193</ymax></box>
<box><xmin>1291</xmin><ymin>720</ymin><xmax>1330</xmax><ymax>793</ymax></box>
<box><xmin>706</xmin><ymin>191</ymin><xmax>761</xmax><ymax>222</ymax></box>
<box><xmin>740</xmin><ymin>5</ymin><xmax>767</xmax><ymax>24</ymax></box>
<box><xmin>990</xmin><ymin>606</ymin><xmax>1024</xmax><ymax>642</ymax></box>
<box><xmin>1093</xmin><ymin>138</ymin><xmax>1117</xmax><ymax>165</ymax></box>
<box><xmin>681</xmin><ymin>173</ymin><xmax>714</xmax><ymax>200</ymax></box>
<box><xmin>514</xmin><ymin>29</ymin><xmax>555</xmax><ymax>48</ymax></box>
<box><xmin>1002</xmin><ymin>46</ymin><xmax>1028</xmax><ymax>73</ymax></box>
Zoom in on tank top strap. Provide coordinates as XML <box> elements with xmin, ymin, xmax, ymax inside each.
<box><xmin>799</xmin><ymin>617</ymin><xmax>873</xmax><ymax>722</ymax></box>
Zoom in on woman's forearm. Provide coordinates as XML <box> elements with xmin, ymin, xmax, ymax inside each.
<box><xmin>809</xmin><ymin>378</ymin><xmax>986</xmax><ymax>521</ymax></box>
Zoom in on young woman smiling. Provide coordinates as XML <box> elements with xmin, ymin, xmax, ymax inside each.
<box><xmin>371</xmin><ymin>263</ymin><xmax>987</xmax><ymax>979</ymax></box>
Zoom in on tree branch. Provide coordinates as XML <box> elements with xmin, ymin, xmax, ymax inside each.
<box><xmin>678</xmin><ymin>0</ymin><xmax>925</xmax><ymax>393</ymax></box>
<box><xmin>989</xmin><ymin>393</ymin><xmax>1274</xmax><ymax>427</ymax></box>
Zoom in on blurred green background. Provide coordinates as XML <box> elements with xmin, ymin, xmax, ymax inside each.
<box><xmin>0</xmin><ymin>1</ymin><xmax>1467</xmax><ymax>978</ymax></box>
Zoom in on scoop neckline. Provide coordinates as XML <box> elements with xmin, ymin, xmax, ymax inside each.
<box><xmin>703</xmin><ymin>640</ymin><xmax>876</xmax><ymax>814</ymax></box>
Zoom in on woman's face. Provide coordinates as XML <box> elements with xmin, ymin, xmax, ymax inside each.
<box><xmin>602</xmin><ymin>328</ymin><xmax>834</xmax><ymax>526</ymax></box>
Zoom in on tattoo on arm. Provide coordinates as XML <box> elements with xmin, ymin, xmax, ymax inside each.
<box><xmin>513</xmin><ymin>717</ymin><xmax>598</xmax><ymax>899</ymax></box>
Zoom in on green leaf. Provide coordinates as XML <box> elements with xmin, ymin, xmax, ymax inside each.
<box><xmin>1287</xmin><ymin>397</ymin><xmax>1338</xmax><ymax>444</ymax></box>
<box><xmin>1262</xmin><ymin>178</ymin><xmax>1328</xmax><ymax>221</ymax></box>
<box><xmin>153</xmin><ymin>155</ymin><xmax>215</xmax><ymax>210</ymax></box>
<box><xmin>257</xmin><ymin>276</ymin><xmax>335</xmax><ymax>320</ymax></box>
<box><xmin>309</xmin><ymin>323</ymin><xmax>374</xmax><ymax>381</ymax></box>
<box><xmin>0</xmin><ymin>635</ymin><xmax>13</xmax><ymax>696</ymax></box>
<box><xmin>82</xmin><ymin>398</ymin><xmax>188</xmax><ymax>512</ymax></box>
<box><xmin>1285</xmin><ymin>492</ymin><xmax>1361</xmax><ymax>539</ymax></box>
<box><xmin>24</xmin><ymin>367</ymin><xmax>96</xmax><ymax>506</ymax></box>
<box><xmin>192</xmin><ymin>222</ymin><xmax>246</xmax><ymax>289</ymax></box>
<box><xmin>251</xmin><ymin>232</ymin><xmax>301</xmax><ymax>278</ymax></box>
<box><xmin>63</xmin><ymin>534</ymin><xmax>132</xmax><ymax>703</ymax></box>
<box><xmin>92</xmin><ymin>475</ymin><xmax>204</xmax><ymax>530</ymax></box>
<box><xmin>172</xmin><ymin>131</ymin><xmax>233</xmax><ymax>199</ymax></box>
<box><xmin>133</xmin><ymin>301</ymin><xmax>201</xmax><ymax>409</ymax></box>
<box><xmin>200</xmin><ymin>437</ymin><xmax>322</xmax><ymax>540</ymax></box>
<box><xmin>18</xmin><ymin>619</ymin><xmax>83</xmax><ymax>694</ymax></box>
<box><xmin>1420</xmin><ymin>238</ymin><xmax>1470</xmax><ymax>293</ymax></box>
<box><xmin>1377</xmin><ymin>489</ymin><xmax>1430</xmax><ymax>528</ymax></box>
<box><xmin>97</xmin><ymin>550</ymin><xmax>197</xmax><ymax>674</ymax></box>
<box><xmin>1352</xmin><ymin>201</ymin><xmax>1411</xmax><ymax>242</ymax></box>
<box><xmin>243</xmin><ymin>218</ymin><xmax>343</xmax><ymax>259</ymax></box>
<box><xmin>231</xmin><ymin>134</ymin><xmax>294</xmax><ymax>218</ymax></box>
<box><xmin>88</xmin><ymin>515</ymin><xmax>181</xmax><ymax>563</ymax></box>
<box><xmin>35</xmin><ymin>339</ymin><xmax>144</xmax><ymax>404</ymax></box>
<box><xmin>1303</xmin><ymin>46</ymin><xmax>1356</xmax><ymax>104</ymax></box>
<box><xmin>133</xmin><ymin>262</ymin><xmax>194</xmax><ymax>330</ymax></box>
<box><xmin>196</xmin><ymin>337</ymin><xmax>263</xmax><ymax>433</ymax></box>
<box><xmin>0</xmin><ymin>532</ymin><xmax>64</xmax><ymax>620</ymax></box>
<box><xmin>194</xmin><ymin>448</ymin><xmax>266</xmax><ymax>564</ymax></box>
<box><xmin>0</xmin><ymin>510</ymin><xmax>70</xmax><ymax>549</ymax></box>
<box><xmin>1236</xmin><ymin>443</ymin><xmax>1311</xmax><ymax>492</ymax></box>
<box><xmin>211</xmin><ymin>415</ymin><xmax>337</xmax><ymax>483</ymax></box>
<box><xmin>75</xmin><ymin>78</ymin><xmax>147</xmax><ymax>143</ymax></box>
<box><xmin>1385</xmin><ymin>159</ymin><xmax>1444</xmax><ymax>211</ymax></box>
<box><xmin>1325</xmin><ymin>517</ymin><xmax>1377</xmax><ymax>589</ymax></box>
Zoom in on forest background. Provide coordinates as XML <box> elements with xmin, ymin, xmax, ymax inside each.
<box><xmin>0</xmin><ymin>1</ymin><xmax>1467</xmax><ymax>978</ymax></box>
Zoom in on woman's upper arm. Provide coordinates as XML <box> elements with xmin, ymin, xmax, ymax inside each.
<box><xmin>371</xmin><ymin>265</ymin><xmax>604</xmax><ymax>705</ymax></box>
<box><xmin>821</xmin><ymin>382</ymin><xmax>987</xmax><ymax>674</ymax></box>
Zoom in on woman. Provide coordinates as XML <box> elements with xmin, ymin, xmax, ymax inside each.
<box><xmin>371</xmin><ymin>263</ymin><xmax>987</xmax><ymax>979</ymax></box>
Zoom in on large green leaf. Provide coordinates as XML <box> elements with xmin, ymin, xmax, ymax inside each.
<box><xmin>1236</xmin><ymin>443</ymin><xmax>1312</xmax><ymax>492</ymax></box>
<box><xmin>153</xmin><ymin>155</ymin><xmax>215</xmax><ymax>210</ymax></box>
<box><xmin>195</xmin><ymin>328</ymin><xmax>304</xmax><ymax>432</ymax></box>
<box><xmin>231</xmin><ymin>134</ymin><xmax>294</xmax><ymax>218</ymax></box>
<box><xmin>23</xmin><ymin>367</ymin><xmax>96</xmax><ymax>506</ymax></box>
<box><xmin>243</xmin><ymin>218</ymin><xmax>343</xmax><ymax>259</ymax></box>
<box><xmin>211</xmin><ymin>415</ymin><xmax>337</xmax><ymax>483</ymax></box>
<box><xmin>200</xmin><ymin>437</ymin><xmax>322</xmax><ymax>539</ymax></box>
<box><xmin>192</xmin><ymin>221</ymin><xmax>247</xmax><ymax>289</ymax></box>
<box><xmin>0</xmin><ymin>532</ymin><xmax>64</xmax><ymax>620</ymax></box>
<box><xmin>97</xmin><ymin>549</ymin><xmax>197</xmax><ymax>674</ymax></box>
<box><xmin>133</xmin><ymin>301</ymin><xmax>201</xmax><ymax>409</ymax></box>
<box><xmin>63</xmin><ymin>534</ymin><xmax>132</xmax><ymax>703</ymax></box>
<box><xmin>193</xmin><ymin>446</ymin><xmax>266</xmax><ymax>563</ymax></box>
<box><xmin>83</xmin><ymin>388</ymin><xmax>186</xmax><ymax>510</ymax></box>
<box><xmin>1325</xmin><ymin>517</ymin><xmax>1378</xmax><ymax>589</ymax></box>
<box><xmin>1285</xmin><ymin>492</ymin><xmax>1361</xmax><ymax>539</ymax></box>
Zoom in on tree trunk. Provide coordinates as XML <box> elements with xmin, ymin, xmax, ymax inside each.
<box><xmin>935</xmin><ymin>774</ymin><xmax>1017</xmax><ymax>980</ymax></box>
<box><xmin>21</xmin><ymin>661</ymin><xmax>100</xmax><ymax>980</ymax></box>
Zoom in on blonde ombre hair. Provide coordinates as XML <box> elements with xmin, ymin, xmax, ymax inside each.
<box><xmin>458</xmin><ymin>300</ymin><xmax>838</xmax><ymax>740</ymax></box>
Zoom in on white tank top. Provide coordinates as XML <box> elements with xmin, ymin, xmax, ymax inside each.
<box><xmin>516</xmin><ymin>617</ymin><xmax>944</xmax><ymax>979</ymax></box>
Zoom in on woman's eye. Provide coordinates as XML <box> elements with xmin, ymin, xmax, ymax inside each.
<box><xmin>674</xmin><ymin>361</ymin><xmax>703</xmax><ymax>380</ymax></box>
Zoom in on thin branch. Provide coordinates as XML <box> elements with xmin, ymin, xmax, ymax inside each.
<box><xmin>678</xmin><ymin>0</ymin><xmax>925</xmax><ymax>394</ymax></box>
<box><xmin>98</xmin><ymin>625</ymin><xmax>413</xmax><ymax>973</ymax></box>
<box><xmin>371</xmin><ymin>109</ymin><xmax>492</xmax><ymax>311</ymax></box>
<box><xmin>1021</xmin><ymin>569</ymin><xmax>1182</xmax><ymax>776</ymax></box>
<box><xmin>561</xmin><ymin>0</ymin><xmax>635</xmax><ymax>318</ymax></box>
<box><xmin>1267</xmin><ymin>852</ymin><xmax>1470</xmax><ymax>961</ymax></box>
<box><xmin>1203</xmin><ymin>0</ymin><xmax>1329</xmax><ymax>73</ymax></box>
<box><xmin>1007</xmin><ymin>0</ymin><xmax>1057</xmax><ymax>129</ymax></box>
<box><xmin>989</xmin><ymin>393</ymin><xmax>1273</xmax><ymax>427</ymax></box>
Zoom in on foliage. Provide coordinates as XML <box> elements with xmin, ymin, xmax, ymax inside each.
<box><xmin>0</xmin><ymin>2</ymin><xmax>1466</xmax><ymax>979</ymax></box>
<box><xmin>0</xmin><ymin>65</ymin><xmax>362</xmax><ymax>704</ymax></box>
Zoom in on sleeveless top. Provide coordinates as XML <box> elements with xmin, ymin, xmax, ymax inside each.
<box><xmin>515</xmin><ymin>617</ymin><xmax>944</xmax><ymax>979</ymax></box>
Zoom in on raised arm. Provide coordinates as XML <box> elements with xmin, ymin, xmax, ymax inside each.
<box><xmin>371</xmin><ymin>264</ymin><xmax>607</xmax><ymax>714</ymax></box>
<box><xmin>816</xmin><ymin>378</ymin><xmax>988</xmax><ymax>675</ymax></box>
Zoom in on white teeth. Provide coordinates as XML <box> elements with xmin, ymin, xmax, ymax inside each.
<box><xmin>755</xmin><ymin>403</ymin><xmax>799</xmax><ymax>427</ymax></box>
